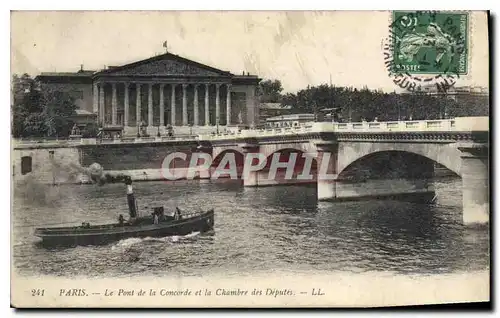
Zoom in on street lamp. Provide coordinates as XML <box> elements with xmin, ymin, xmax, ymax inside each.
<box><xmin>216</xmin><ymin>116</ymin><xmax>219</xmax><ymax>135</ymax></box>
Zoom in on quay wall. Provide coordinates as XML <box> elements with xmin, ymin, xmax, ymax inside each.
<box><xmin>12</xmin><ymin>141</ymin><xmax>198</xmax><ymax>185</ymax></box>
<box><xmin>12</xmin><ymin>145</ymin><xmax>82</xmax><ymax>185</ymax></box>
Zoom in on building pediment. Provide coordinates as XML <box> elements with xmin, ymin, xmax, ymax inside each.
<box><xmin>95</xmin><ymin>53</ymin><xmax>232</xmax><ymax>78</ymax></box>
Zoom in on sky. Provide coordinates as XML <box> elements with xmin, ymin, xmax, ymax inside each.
<box><xmin>10</xmin><ymin>11</ymin><xmax>489</xmax><ymax>93</ymax></box>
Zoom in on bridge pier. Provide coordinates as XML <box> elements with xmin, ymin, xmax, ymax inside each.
<box><xmin>196</xmin><ymin>144</ymin><xmax>213</xmax><ymax>179</ymax></box>
<box><xmin>459</xmin><ymin>143</ymin><xmax>489</xmax><ymax>225</ymax></box>
<box><xmin>241</xmin><ymin>142</ymin><xmax>261</xmax><ymax>187</ymax></box>
<box><xmin>333</xmin><ymin>179</ymin><xmax>435</xmax><ymax>202</ymax></box>
<box><xmin>316</xmin><ymin>142</ymin><xmax>338</xmax><ymax>201</ymax></box>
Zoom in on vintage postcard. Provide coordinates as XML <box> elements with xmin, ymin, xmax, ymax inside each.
<box><xmin>10</xmin><ymin>10</ymin><xmax>490</xmax><ymax>308</ymax></box>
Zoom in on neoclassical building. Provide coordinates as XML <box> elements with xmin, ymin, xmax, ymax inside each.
<box><xmin>36</xmin><ymin>52</ymin><xmax>261</xmax><ymax>136</ymax></box>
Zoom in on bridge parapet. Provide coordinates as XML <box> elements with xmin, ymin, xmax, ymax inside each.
<box><xmin>198</xmin><ymin>117</ymin><xmax>489</xmax><ymax>141</ymax></box>
<box><xmin>13</xmin><ymin>117</ymin><xmax>488</xmax><ymax>147</ymax></box>
<box><xmin>333</xmin><ymin>119</ymin><xmax>457</xmax><ymax>132</ymax></box>
<box><xmin>12</xmin><ymin>135</ymin><xmax>200</xmax><ymax>149</ymax></box>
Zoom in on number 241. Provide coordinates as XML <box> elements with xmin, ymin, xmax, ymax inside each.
<box><xmin>31</xmin><ymin>289</ymin><xmax>45</xmax><ymax>296</ymax></box>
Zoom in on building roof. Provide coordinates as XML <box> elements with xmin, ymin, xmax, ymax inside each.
<box><xmin>38</xmin><ymin>71</ymin><xmax>95</xmax><ymax>77</ymax></box>
<box><xmin>260</xmin><ymin>103</ymin><xmax>292</xmax><ymax>110</ymax></box>
<box><xmin>74</xmin><ymin>109</ymin><xmax>97</xmax><ymax>116</ymax></box>
<box><xmin>35</xmin><ymin>69</ymin><xmax>95</xmax><ymax>84</ymax></box>
<box><xmin>95</xmin><ymin>52</ymin><xmax>232</xmax><ymax>77</ymax></box>
<box><xmin>266</xmin><ymin>114</ymin><xmax>315</xmax><ymax>122</ymax></box>
<box><xmin>403</xmin><ymin>85</ymin><xmax>489</xmax><ymax>95</ymax></box>
<box><xmin>93</xmin><ymin>52</ymin><xmax>260</xmax><ymax>84</ymax></box>
<box><xmin>34</xmin><ymin>52</ymin><xmax>261</xmax><ymax>85</ymax></box>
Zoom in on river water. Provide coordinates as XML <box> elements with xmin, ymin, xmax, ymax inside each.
<box><xmin>12</xmin><ymin>177</ymin><xmax>489</xmax><ymax>278</ymax></box>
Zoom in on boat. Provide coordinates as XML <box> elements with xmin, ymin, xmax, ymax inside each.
<box><xmin>34</xmin><ymin>177</ymin><xmax>214</xmax><ymax>247</ymax></box>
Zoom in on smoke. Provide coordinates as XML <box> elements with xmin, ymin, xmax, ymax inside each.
<box><xmin>50</xmin><ymin>159</ymin><xmax>90</xmax><ymax>183</ymax></box>
<box><xmin>48</xmin><ymin>158</ymin><xmax>132</xmax><ymax>186</ymax></box>
<box><xmin>13</xmin><ymin>155</ymin><xmax>89</xmax><ymax>207</ymax></box>
<box><xmin>94</xmin><ymin>173</ymin><xmax>132</xmax><ymax>186</ymax></box>
<box><xmin>13</xmin><ymin>158</ymin><xmax>133</xmax><ymax>208</ymax></box>
<box><xmin>14</xmin><ymin>175</ymin><xmax>65</xmax><ymax>208</ymax></box>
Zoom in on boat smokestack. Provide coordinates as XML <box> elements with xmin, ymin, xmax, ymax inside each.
<box><xmin>125</xmin><ymin>177</ymin><xmax>137</xmax><ymax>218</ymax></box>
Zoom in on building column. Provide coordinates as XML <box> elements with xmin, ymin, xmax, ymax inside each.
<box><xmin>226</xmin><ymin>84</ymin><xmax>232</xmax><ymax>126</ymax></box>
<box><xmin>171</xmin><ymin>83</ymin><xmax>176</xmax><ymax>126</ymax></box>
<box><xmin>136</xmin><ymin>83</ymin><xmax>141</xmax><ymax>125</ymax></box>
<box><xmin>111</xmin><ymin>82</ymin><xmax>117</xmax><ymax>125</ymax></box>
<box><xmin>316</xmin><ymin>143</ymin><xmax>339</xmax><ymax>201</ymax></box>
<box><xmin>205</xmin><ymin>84</ymin><xmax>210</xmax><ymax>126</ymax></box>
<box><xmin>93</xmin><ymin>82</ymin><xmax>98</xmax><ymax>114</ymax></box>
<box><xmin>193</xmin><ymin>84</ymin><xmax>199</xmax><ymax>125</ymax></box>
<box><xmin>159</xmin><ymin>84</ymin><xmax>165</xmax><ymax>126</ymax></box>
<box><xmin>99</xmin><ymin>83</ymin><xmax>105</xmax><ymax>126</ymax></box>
<box><xmin>148</xmin><ymin>83</ymin><xmax>153</xmax><ymax>126</ymax></box>
<box><xmin>182</xmin><ymin>84</ymin><xmax>188</xmax><ymax>125</ymax></box>
<box><xmin>459</xmin><ymin>143</ymin><xmax>489</xmax><ymax>225</ymax></box>
<box><xmin>124</xmin><ymin>82</ymin><xmax>130</xmax><ymax>127</ymax></box>
<box><xmin>246</xmin><ymin>85</ymin><xmax>257</xmax><ymax>128</ymax></box>
<box><xmin>215</xmin><ymin>84</ymin><xmax>221</xmax><ymax>127</ymax></box>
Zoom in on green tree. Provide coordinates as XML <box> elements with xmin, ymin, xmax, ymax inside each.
<box><xmin>258</xmin><ymin>79</ymin><xmax>284</xmax><ymax>103</ymax></box>
<box><xmin>279</xmin><ymin>82</ymin><xmax>481</xmax><ymax>122</ymax></box>
<box><xmin>44</xmin><ymin>90</ymin><xmax>78</xmax><ymax>137</ymax></box>
<box><xmin>81</xmin><ymin>122</ymin><xmax>99</xmax><ymax>138</ymax></box>
<box><xmin>11</xmin><ymin>74</ymin><xmax>77</xmax><ymax>138</ymax></box>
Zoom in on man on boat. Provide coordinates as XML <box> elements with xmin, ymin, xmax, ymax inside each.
<box><xmin>174</xmin><ymin>207</ymin><xmax>182</xmax><ymax>220</ymax></box>
<box><xmin>124</xmin><ymin>176</ymin><xmax>138</xmax><ymax>224</ymax></box>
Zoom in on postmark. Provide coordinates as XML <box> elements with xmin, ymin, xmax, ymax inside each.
<box><xmin>382</xmin><ymin>11</ymin><xmax>470</xmax><ymax>92</ymax></box>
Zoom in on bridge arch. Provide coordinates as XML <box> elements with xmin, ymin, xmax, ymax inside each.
<box><xmin>338</xmin><ymin>150</ymin><xmax>458</xmax><ymax>182</ymax></box>
<box><xmin>262</xmin><ymin>148</ymin><xmax>318</xmax><ymax>172</ymax></box>
<box><xmin>337</xmin><ymin>142</ymin><xmax>462</xmax><ymax>177</ymax></box>
<box><xmin>212</xmin><ymin>146</ymin><xmax>245</xmax><ymax>161</ymax></box>
<box><xmin>211</xmin><ymin>149</ymin><xmax>245</xmax><ymax>169</ymax></box>
<box><xmin>259</xmin><ymin>143</ymin><xmax>317</xmax><ymax>159</ymax></box>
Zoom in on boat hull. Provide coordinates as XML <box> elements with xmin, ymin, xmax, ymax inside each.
<box><xmin>35</xmin><ymin>210</ymin><xmax>214</xmax><ymax>247</ymax></box>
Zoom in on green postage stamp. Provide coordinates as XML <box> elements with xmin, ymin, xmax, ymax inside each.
<box><xmin>391</xmin><ymin>11</ymin><xmax>468</xmax><ymax>75</ymax></box>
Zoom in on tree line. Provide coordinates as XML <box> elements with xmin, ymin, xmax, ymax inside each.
<box><xmin>258</xmin><ymin>79</ymin><xmax>489</xmax><ymax>122</ymax></box>
<box><xmin>11</xmin><ymin>74</ymin><xmax>86</xmax><ymax>138</ymax></box>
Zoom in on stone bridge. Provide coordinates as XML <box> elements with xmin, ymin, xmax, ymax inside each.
<box><xmin>198</xmin><ymin>117</ymin><xmax>489</xmax><ymax>225</ymax></box>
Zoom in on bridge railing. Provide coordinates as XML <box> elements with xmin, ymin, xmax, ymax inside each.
<box><xmin>13</xmin><ymin>117</ymin><xmax>488</xmax><ymax>146</ymax></box>
<box><xmin>197</xmin><ymin>124</ymin><xmax>318</xmax><ymax>140</ymax></box>
<box><xmin>332</xmin><ymin>119</ymin><xmax>457</xmax><ymax>132</ymax></box>
<box><xmin>13</xmin><ymin>135</ymin><xmax>200</xmax><ymax>148</ymax></box>
<box><xmin>197</xmin><ymin>117</ymin><xmax>488</xmax><ymax>141</ymax></box>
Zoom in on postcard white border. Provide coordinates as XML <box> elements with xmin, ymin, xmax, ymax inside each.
<box><xmin>4</xmin><ymin>0</ymin><xmax>497</xmax><ymax>316</ymax></box>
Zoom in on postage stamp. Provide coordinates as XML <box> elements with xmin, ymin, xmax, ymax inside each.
<box><xmin>391</xmin><ymin>11</ymin><xmax>469</xmax><ymax>75</ymax></box>
<box><xmin>382</xmin><ymin>11</ymin><xmax>471</xmax><ymax>92</ymax></box>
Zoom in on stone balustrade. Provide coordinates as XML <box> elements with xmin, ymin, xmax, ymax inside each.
<box><xmin>198</xmin><ymin>117</ymin><xmax>489</xmax><ymax>141</ymax></box>
<box><xmin>13</xmin><ymin>117</ymin><xmax>489</xmax><ymax>147</ymax></box>
<box><xmin>13</xmin><ymin>135</ymin><xmax>200</xmax><ymax>149</ymax></box>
